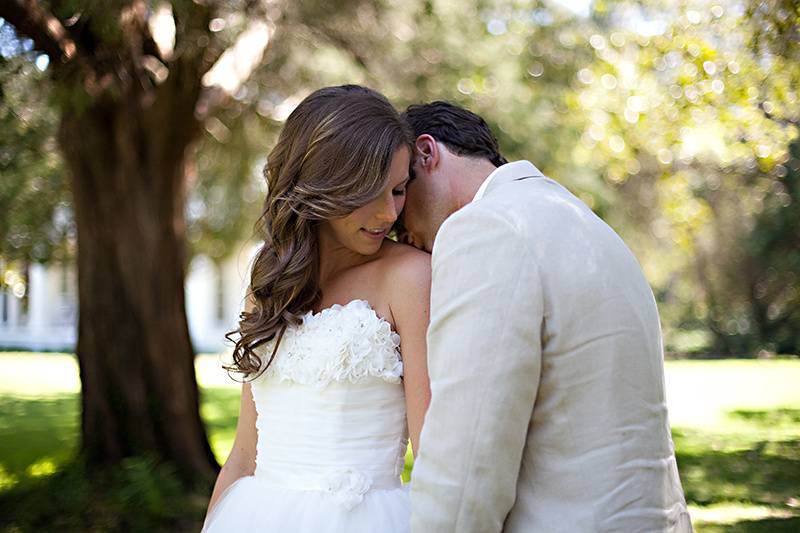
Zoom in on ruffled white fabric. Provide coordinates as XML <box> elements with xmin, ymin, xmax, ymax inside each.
<box><xmin>256</xmin><ymin>299</ymin><xmax>403</xmax><ymax>387</ymax></box>
<box><xmin>202</xmin><ymin>476</ymin><xmax>410</xmax><ymax>533</ymax></box>
<box><xmin>323</xmin><ymin>468</ymin><xmax>373</xmax><ymax>510</ymax></box>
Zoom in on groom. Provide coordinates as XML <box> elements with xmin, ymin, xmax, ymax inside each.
<box><xmin>400</xmin><ymin>101</ymin><xmax>693</xmax><ymax>532</ymax></box>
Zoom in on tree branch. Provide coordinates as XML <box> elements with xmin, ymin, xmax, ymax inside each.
<box><xmin>171</xmin><ymin>0</ymin><xmax>217</xmax><ymax>71</ymax></box>
<box><xmin>308</xmin><ymin>23</ymin><xmax>370</xmax><ymax>72</ymax></box>
<box><xmin>0</xmin><ymin>0</ymin><xmax>78</xmax><ymax>65</ymax></box>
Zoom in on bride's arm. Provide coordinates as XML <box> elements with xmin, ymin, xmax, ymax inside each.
<box><xmin>206</xmin><ymin>383</ymin><xmax>256</xmax><ymax>519</ymax></box>
<box><xmin>203</xmin><ymin>381</ymin><xmax>258</xmax><ymax>522</ymax></box>
<box><xmin>388</xmin><ymin>248</ymin><xmax>432</xmax><ymax>457</ymax></box>
<box><xmin>204</xmin><ymin>295</ymin><xmax>259</xmax><ymax>524</ymax></box>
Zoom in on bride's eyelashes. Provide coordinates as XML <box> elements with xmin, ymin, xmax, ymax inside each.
<box><xmin>392</xmin><ymin>177</ymin><xmax>411</xmax><ymax>197</ymax></box>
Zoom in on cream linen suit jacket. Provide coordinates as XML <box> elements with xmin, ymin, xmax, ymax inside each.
<box><xmin>409</xmin><ymin>161</ymin><xmax>692</xmax><ymax>533</ymax></box>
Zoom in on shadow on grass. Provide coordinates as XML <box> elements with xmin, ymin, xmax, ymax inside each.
<box><xmin>0</xmin><ymin>390</ymin><xmax>235</xmax><ymax>532</ymax></box>
<box><xmin>696</xmin><ymin>516</ymin><xmax>800</xmax><ymax>532</ymax></box>
<box><xmin>673</xmin><ymin>414</ymin><xmax>800</xmax><ymax>532</ymax></box>
<box><xmin>674</xmin><ymin>432</ymin><xmax>800</xmax><ymax>506</ymax></box>
<box><xmin>0</xmin><ymin>455</ymin><xmax>210</xmax><ymax>533</ymax></box>
<box><xmin>728</xmin><ymin>408</ymin><xmax>800</xmax><ymax>427</ymax></box>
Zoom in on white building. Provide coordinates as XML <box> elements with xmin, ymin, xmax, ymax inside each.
<box><xmin>0</xmin><ymin>244</ymin><xmax>257</xmax><ymax>354</ymax></box>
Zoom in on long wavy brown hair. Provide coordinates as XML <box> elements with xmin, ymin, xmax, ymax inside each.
<box><xmin>224</xmin><ymin>85</ymin><xmax>413</xmax><ymax>381</ymax></box>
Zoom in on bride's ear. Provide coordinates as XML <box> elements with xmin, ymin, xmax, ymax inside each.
<box><xmin>414</xmin><ymin>134</ymin><xmax>439</xmax><ymax>170</ymax></box>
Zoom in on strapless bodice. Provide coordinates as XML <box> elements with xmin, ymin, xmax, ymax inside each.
<box><xmin>248</xmin><ymin>299</ymin><xmax>408</xmax><ymax>509</ymax></box>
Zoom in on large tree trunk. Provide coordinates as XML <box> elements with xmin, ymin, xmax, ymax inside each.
<box><xmin>0</xmin><ymin>0</ymin><xmax>248</xmax><ymax>488</ymax></box>
<box><xmin>58</xmin><ymin>89</ymin><xmax>219</xmax><ymax>484</ymax></box>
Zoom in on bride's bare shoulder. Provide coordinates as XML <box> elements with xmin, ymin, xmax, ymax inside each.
<box><xmin>377</xmin><ymin>240</ymin><xmax>430</xmax><ymax>274</ymax></box>
<box><xmin>375</xmin><ymin>240</ymin><xmax>431</xmax><ymax>299</ymax></box>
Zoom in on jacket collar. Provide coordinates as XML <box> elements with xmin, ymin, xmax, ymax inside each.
<box><xmin>472</xmin><ymin>160</ymin><xmax>544</xmax><ymax>202</ymax></box>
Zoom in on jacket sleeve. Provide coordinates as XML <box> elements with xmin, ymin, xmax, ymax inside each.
<box><xmin>410</xmin><ymin>204</ymin><xmax>543</xmax><ymax>533</ymax></box>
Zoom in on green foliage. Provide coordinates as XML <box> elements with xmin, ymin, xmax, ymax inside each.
<box><xmin>188</xmin><ymin>109</ymin><xmax>274</xmax><ymax>262</ymax></box>
<box><xmin>719</xmin><ymin>140</ymin><xmax>800</xmax><ymax>354</ymax></box>
<box><xmin>252</xmin><ymin>0</ymin><xmax>800</xmax><ymax>353</ymax></box>
<box><xmin>1</xmin><ymin>0</ymin><xmax>798</xmax><ymax>352</ymax></box>
<box><xmin>0</xmin><ymin>53</ymin><xmax>70</xmax><ymax>264</ymax></box>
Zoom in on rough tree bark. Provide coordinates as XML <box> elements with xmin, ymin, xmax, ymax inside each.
<box><xmin>59</xmin><ymin>89</ymin><xmax>218</xmax><ymax>482</ymax></box>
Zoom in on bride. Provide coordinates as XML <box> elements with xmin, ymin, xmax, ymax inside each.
<box><xmin>201</xmin><ymin>85</ymin><xmax>431</xmax><ymax>532</ymax></box>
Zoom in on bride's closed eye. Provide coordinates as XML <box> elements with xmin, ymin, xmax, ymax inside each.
<box><xmin>392</xmin><ymin>176</ymin><xmax>410</xmax><ymax>197</ymax></box>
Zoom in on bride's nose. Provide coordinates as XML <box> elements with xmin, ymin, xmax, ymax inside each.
<box><xmin>374</xmin><ymin>195</ymin><xmax>398</xmax><ymax>224</ymax></box>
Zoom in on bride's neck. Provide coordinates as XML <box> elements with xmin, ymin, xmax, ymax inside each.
<box><xmin>316</xmin><ymin>227</ymin><xmax>370</xmax><ymax>289</ymax></box>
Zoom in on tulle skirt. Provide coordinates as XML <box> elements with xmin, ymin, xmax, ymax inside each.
<box><xmin>201</xmin><ymin>475</ymin><xmax>410</xmax><ymax>533</ymax></box>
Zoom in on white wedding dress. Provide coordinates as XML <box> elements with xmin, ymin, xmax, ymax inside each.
<box><xmin>202</xmin><ymin>299</ymin><xmax>410</xmax><ymax>533</ymax></box>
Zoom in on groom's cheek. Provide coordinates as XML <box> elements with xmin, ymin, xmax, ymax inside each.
<box><xmin>405</xmin><ymin>190</ymin><xmax>426</xmax><ymax>229</ymax></box>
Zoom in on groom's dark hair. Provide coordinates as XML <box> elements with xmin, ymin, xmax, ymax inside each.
<box><xmin>402</xmin><ymin>101</ymin><xmax>508</xmax><ymax>168</ymax></box>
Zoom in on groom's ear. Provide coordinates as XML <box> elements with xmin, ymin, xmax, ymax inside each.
<box><xmin>414</xmin><ymin>134</ymin><xmax>439</xmax><ymax>171</ymax></box>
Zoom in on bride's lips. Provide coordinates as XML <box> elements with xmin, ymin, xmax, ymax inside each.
<box><xmin>360</xmin><ymin>227</ymin><xmax>387</xmax><ymax>240</ymax></box>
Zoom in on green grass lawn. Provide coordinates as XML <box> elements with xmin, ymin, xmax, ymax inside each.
<box><xmin>1</xmin><ymin>353</ymin><xmax>798</xmax><ymax>532</ymax></box>
<box><xmin>662</xmin><ymin>360</ymin><xmax>800</xmax><ymax>531</ymax></box>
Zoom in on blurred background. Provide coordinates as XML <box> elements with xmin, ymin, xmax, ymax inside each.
<box><xmin>0</xmin><ymin>0</ymin><xmax>797</xmax><ymax>531</ymax></box>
